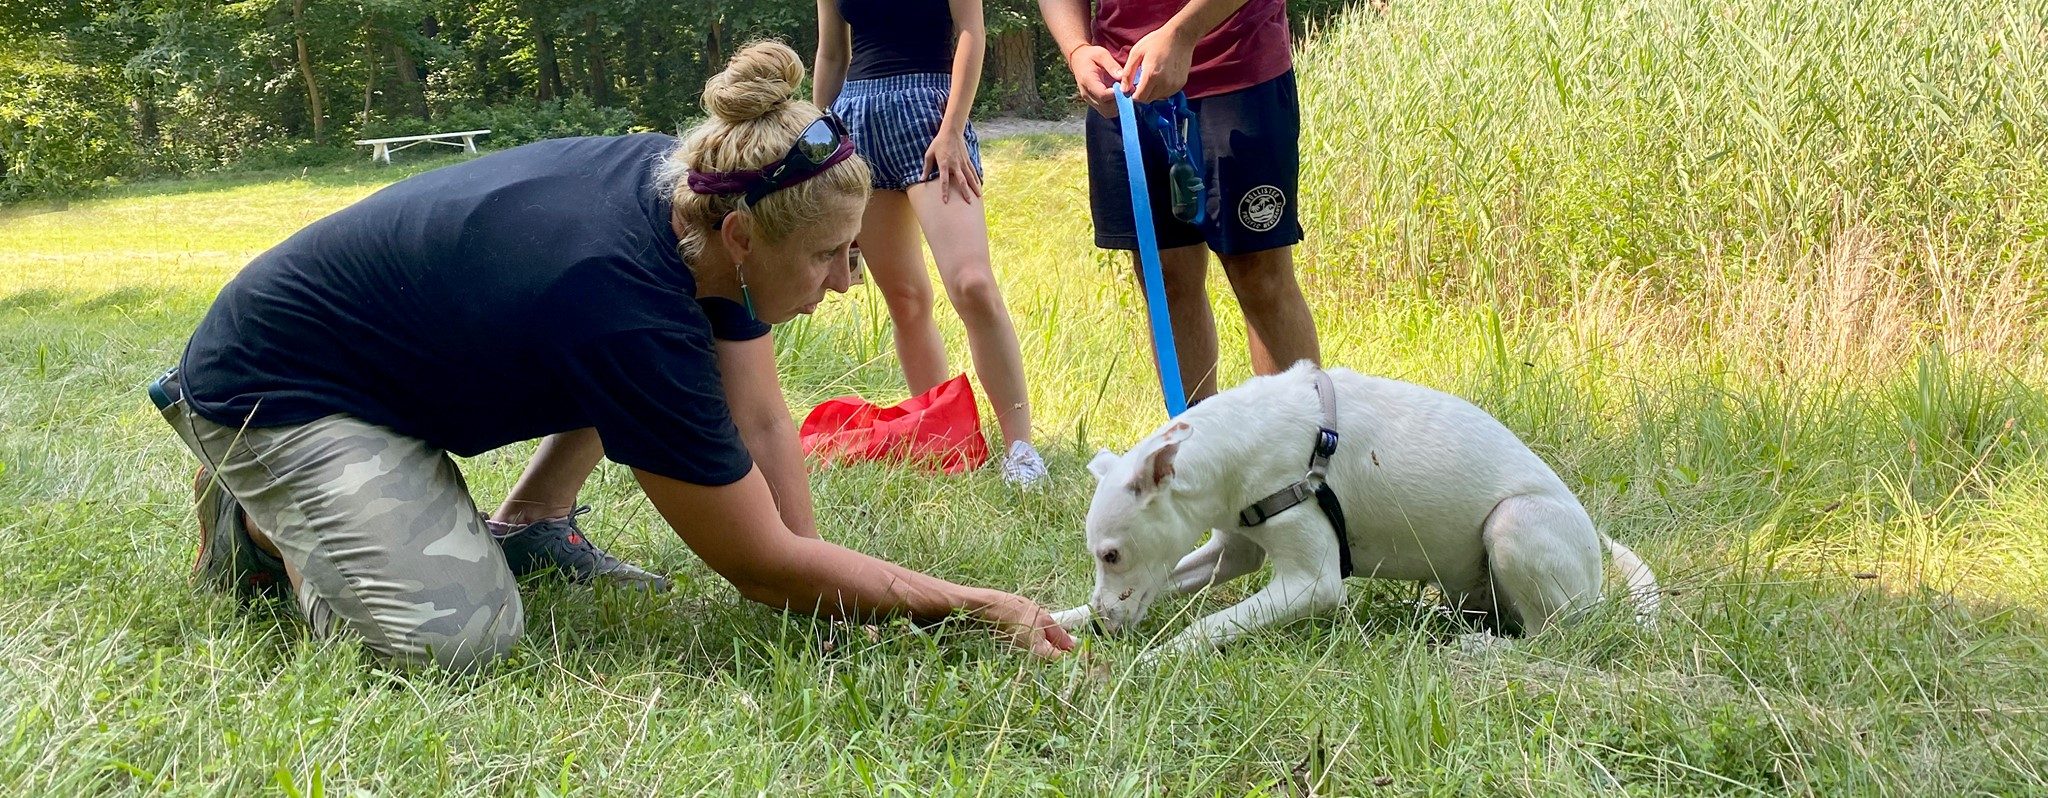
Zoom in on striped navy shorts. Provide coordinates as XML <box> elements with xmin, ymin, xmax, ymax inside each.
<box><xmin>833</xmin><ymin>73</ymin><xmax>982</xmax><ymax>191</ymax></box>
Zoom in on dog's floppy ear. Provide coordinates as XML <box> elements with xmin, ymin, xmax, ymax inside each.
<box><xmin>1088</xmin><ymin>449</ymin><xmax>1119</xmax><ymax>479</ymax></box>
<box><xmin>1127</xmin><ymin>422</ymin><xmax>1191</xmax><ymax>497</ymax></box>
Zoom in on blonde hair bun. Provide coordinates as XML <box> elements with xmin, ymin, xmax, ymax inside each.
<box><xmin>661</xmin><ymin>39</ymin><xmax>870</xmax><ymax>260</ymax></box>
<box><xmin>702</xmin><ymin>41</ymin><xmax>805</xmax><ymax>124</ymax></box>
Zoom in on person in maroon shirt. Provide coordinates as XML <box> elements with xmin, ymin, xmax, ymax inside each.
<box><xmin>1039</xmin><ymin>0</ymin><xmax>1321</xmax><ymax>405</ymax></box>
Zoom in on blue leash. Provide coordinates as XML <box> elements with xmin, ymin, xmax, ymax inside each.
<box><xmin>1114</xmin><ymin>76</ymin><xmax>1203</xmax><ymax>417</ymax></box>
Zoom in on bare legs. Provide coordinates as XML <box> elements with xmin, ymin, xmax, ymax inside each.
<box><xmin>1132</xmin><ymin>243</ymin><xmax>1321</xmax><ymax>406</ymax></box>
<box><xmin>860</xmin><ymin>185</ymin><xmax>1036</xmax><ymax>449</ymax></box>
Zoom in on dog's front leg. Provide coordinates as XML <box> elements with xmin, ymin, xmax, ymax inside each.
<box><xmin>1139</xmin><ymin>572</ymin><xmax>1343</xmax><ymax>662</ymax></box>
<box><xmin>1170</xmin><ymin>529</ymin><xmax>1266</xmax><ymax>594</ymax></box>
<box><xmin>1141</xmin><ymin>530</ymin><xmax>1345</xmax><ymax>662</ymax></box>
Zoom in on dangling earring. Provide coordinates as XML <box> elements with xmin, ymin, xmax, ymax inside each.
<box><xmin>735</xmin><ymin>261</ymin><xmax>756</xmax><ymax>319</ymax></box>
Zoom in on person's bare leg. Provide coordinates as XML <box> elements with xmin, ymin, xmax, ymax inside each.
<box><xmin>483</xmin><ymin>428</ymin><xmax>668</xmax><ymax>588</ymax></box>
<box><xmin>1219</xmin><ymin>245</ymin><xmax>1321</xmax><ymax>374</ymax></box>
<box><xmin>905</xmin><ymin>180</ymin><xmax>1033</xmax><ymax>446</ymax></box>
<box><xmin>490</xmin><ymin>428</ymin><xmax>604</xmax><ymax>525</ymax></box>
<box><xmin>245</xmin><ymin>521</ymin><xmax>281</xmax><ymax>557</ymax></box>
<box><xmin>1135</xmin><ymin>244</ymin><xmax>1223</xmax><ymax>406</ymax></box>
<box><xmin>861</xmin><ymin>189</ymin><xmax>949</xmax><ymax>395</ymax></box>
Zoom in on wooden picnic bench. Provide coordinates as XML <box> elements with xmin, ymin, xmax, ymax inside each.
<box><xmin>353</xmin><ymin>129</ymin><xmax>491</xmax><ymax>164</ymax></box>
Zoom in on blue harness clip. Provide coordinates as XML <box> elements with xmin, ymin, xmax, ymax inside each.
<box><xmin>1315</xmin><ymin>428</ymin><xmax>1340</xmax><ymax>458</ymax></box>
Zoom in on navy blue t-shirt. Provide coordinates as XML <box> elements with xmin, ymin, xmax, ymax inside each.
<box><xmin>841</xmin><ymin>0</ymin><xmax>956</xmax><ymax>82</ymax></box>
<box><xmin>179</xmin><ymin>133</ymin><xmax>771</xmax><ymax>486</ymax></box>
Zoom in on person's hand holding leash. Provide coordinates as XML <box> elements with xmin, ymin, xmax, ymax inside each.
<box><xmin>1120</xmin><ymin>22</ymin><xmax>1198</xmax><ymax>101</ymax></box>
<box><xmin>1064</xmin><ymin>43</ymin><xmax>1126</xmax><ymax>117</ymax></box>
<box><xmin>921</xmin><ymin>130</ymin><xmax>983</xmax><ymax>204</ymax></box>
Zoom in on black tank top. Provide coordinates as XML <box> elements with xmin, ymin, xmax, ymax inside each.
<box><xmin>841</xmin><ymin>0</ymin><xmax>956</xmax><ymax>82</ymax></box>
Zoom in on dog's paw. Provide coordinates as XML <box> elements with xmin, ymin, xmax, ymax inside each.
<box><xmin>1133</xmin><ymin>641</ymin><xmax>1198</xmax><ymax>669</ymax></box>
<box><xmin>1050</xmin><ymin>605</ymin><xmax>1093</xmax><ymax>632</ymax></box>
<box><xmin>1455</xmin><ymin>631</ymin><xmax>1514</xmax><ymax>657</ymax></box>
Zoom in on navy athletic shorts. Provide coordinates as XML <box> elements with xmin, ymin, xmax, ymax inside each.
<box><xmin>1084</xmin><ymin>70</ymin><xmax>1302</xmax><ymax>256</ymax></box>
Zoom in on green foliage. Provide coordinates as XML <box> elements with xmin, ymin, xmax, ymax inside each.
<box><xmin>1287</xmin><ymin>0</ymin><xmax>1360</xmax><ymax>35</ymax></box>
<box><xmin>357</xmin><ymin>96</ymin><xmax>641</xmax><ymax>148</ymax></box>
<box><xmin>0</xmin><ymin>0</ymin><xmax>1141</xmax><ymax>200</ymax></box>
<box><xmin>1294</xmin><ymin>0</ymin><xmax>2048</xmax><ymax>307</ymax></box>
<box><xmin>0</xmin><ymin>51</ymin><xmax>132</xmax><ymax>200</ymax></box>
<box><xmin>1</xmin><ymin>0</ymin><xmax>831</xmax><ymax>199</ymax></box>
<box><xmin>225</xmin><ymin>139</ymin><xmax>360</xmax><ymax>172</ymax></box>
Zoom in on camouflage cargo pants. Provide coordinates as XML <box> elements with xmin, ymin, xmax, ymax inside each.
<box><xmin>154</xmin><ymin>370</ymin><xmax>523</xmax><ymax>672</ymax></box>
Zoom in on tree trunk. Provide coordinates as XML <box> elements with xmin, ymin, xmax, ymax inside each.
<box><xmin>560</xmin><ymin>38</ymin><xmax>583</xmax><ymax>98</ymax></box>
<box><xmin>130</xmin><ymin>96</ymin><xmax>159</xmax><ymax>141</ymax></box>
<box><xmin>460</xmin><ymin>20</ymin><xmax>496</xmax><ymax>104</ymax></box>
<box><xmin>535</xmin><ymin>27</ymin><xmax>563</xmax><ymax>101</ymax></box>
<box><xmin>624</xmin><ymin>20</ymin><xmax>645</xmax><ymax>86</ymax></box>
<box><xmin>293</xmin><ymin>0</ymin><xmax>325</xmax><ymax>141</ymax></box>
<box><xmin>361</xmin><ymin>28</ymin><xmax>380</xmax><ymax>127</ymax></box>
<box><xmin>583</xmin><ymin>14</ymin><xmax>610</xmax><ymax>105</ymax></box>
<box><xmin>707</xmin><ymin>15</ymin><xmax>723</xmax><ymax>70</ymax></box>
<box><xmin>391</xmin><ymin>39</ymin><xmax>427</xmax><ymax>120</ymax></box>
<box><xmin>131</xmin><ymin>75</ymin><xmax>160</xmax><ymax>143</ymax></box>
<box><xmin>988</xmin><ymin>26</ymin><xmax>1043</xmax><ymax>115</ymax></box>
<box><xmin>650</xmin><ymin>23</ymin><xmax>669</xmax><ymax>84</ymax></box>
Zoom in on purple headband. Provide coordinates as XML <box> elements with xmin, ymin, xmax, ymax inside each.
<box><xmin>686</xmin><ymin>132</ymin><xmax>855</xmax><ymax>206</ymax></box>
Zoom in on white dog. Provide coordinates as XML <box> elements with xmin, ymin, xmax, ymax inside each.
<box><xmin>1052</xmin><ymin>362</ymin><xmax>1660</xmax><ymax>659</ymax></box>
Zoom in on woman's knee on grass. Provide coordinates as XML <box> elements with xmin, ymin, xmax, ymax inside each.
<box><xmin>418</xmin><ymin>594</ymin><xmax>524</xmax><ymax>673</ymax></box>
<box><xmin>311</xmin><ymin>582</ymin><xmax>525</xmax><ymax>673</ymax></box>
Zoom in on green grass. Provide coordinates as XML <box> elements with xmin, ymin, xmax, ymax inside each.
<box><xmin>5</xmin><ymin>0</ymin><xmax>2048</xmax><ymax>793</ymax></box>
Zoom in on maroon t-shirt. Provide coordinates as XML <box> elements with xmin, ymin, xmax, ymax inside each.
<box><xmin>1093</xmin><ymin>0</ymin><xmax>1292</xmax><ymax>98</ymax></box>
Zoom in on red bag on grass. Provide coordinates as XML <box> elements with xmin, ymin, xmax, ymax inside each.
<box><xmin>798</xmin><ymin>374</ymin><xmax>991</xmax><ymax>474</ymax></box>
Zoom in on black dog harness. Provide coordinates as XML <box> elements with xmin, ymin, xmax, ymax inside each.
<box><xmin>1235</xmin><ymin>369</ymin><xmax>1355</xmax><ymax>578</ymax></box>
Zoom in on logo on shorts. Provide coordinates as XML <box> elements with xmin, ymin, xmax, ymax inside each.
<box><xmin>1238</xmin><ymin>185</ymin><xmax>1287</xmax><ymax>233</ymax></box>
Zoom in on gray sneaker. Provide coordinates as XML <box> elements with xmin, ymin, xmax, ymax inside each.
<box><xmin>1001</xmin><ymin>440</ymin><xmax>1050</xmax><ymax>489</ymax></box>
<box><xmin>492</xmin><ymin>506</ymin><xmax>671</xmax><ymax>591</ymax></box>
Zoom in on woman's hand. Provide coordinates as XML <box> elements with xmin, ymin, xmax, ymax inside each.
<box><xmin>922</xmin><ymin>132</ymin><xmax>983</xmax><ymax>205</ymax></box>
<box><xmin>972</xmin><ymin>590</ymin><xmax>1077</xmax><ymax>659</ymax></box>
<box><xmin>636</xmin><ymin>467</ymin><xmax>1074</xmax><ymax>660</ymax></box>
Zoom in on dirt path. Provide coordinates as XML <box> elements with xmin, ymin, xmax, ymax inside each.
<box><xmin>975</xmin><ymin>114</ymin><xmax>1085</xmax><ymax>140</ymax></box>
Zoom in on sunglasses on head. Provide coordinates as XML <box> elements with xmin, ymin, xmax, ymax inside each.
<box><xmin>686</xmin><ymin>113</ymin><xmax>856</xmax><ymax>206</ymax></box>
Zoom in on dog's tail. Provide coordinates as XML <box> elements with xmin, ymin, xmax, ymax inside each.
<box><xmin>1602</xmin><ymin>534</ymin><xmax>1661</xmax><ymax>628</ymax></box>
